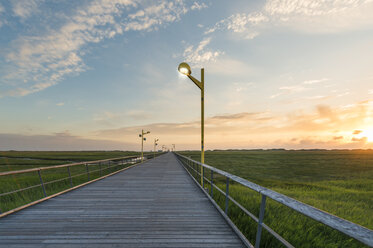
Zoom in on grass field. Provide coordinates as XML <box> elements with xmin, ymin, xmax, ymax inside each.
<box><xmin>179</xmin><ymin>150</ymin><xmax>373</xmax><ymax>248</ymax></box>
<box><xmin>0</xmin><ymin>151</ymin><xmax>150</xmax><ymax>213</ymax></box>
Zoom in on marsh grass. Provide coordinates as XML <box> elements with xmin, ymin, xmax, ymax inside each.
<box><xmin>181</xmin><ymin>150</ymin><xmax>372</xmax><ymax>247</ymax></box>
<box><xmin>0</xmin><ymin>151</ymin><xmax>145</xmax><ymax>213</ymax></box>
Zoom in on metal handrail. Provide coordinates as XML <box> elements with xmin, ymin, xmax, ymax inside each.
<box><xmin>175</xmin><ymin>153</ymin><xmax>373</xmax><ymax>247</ymax></box>
<box><xmin>0</xmin><ymin>155</ymin><xmax>142</xmax><ymax>176</ymax></box>
<box><xmin>0</xmin><ymin>153</ymin><xmax>164</xmax><ymax>214</ymax></box>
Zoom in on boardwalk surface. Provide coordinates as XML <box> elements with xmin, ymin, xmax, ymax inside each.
<box><xmin>0</xmin><ymin>153</ymin><xmax>245</xmax><ymax>248</ymax></box>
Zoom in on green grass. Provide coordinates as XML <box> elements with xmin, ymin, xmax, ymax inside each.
<box><xmin>0</xmin><ymin>151</ymin><xmax>155</xmax><ymax>213</ymax></box>
<box><xmin>179</xmin><ymin>150</ymin><xmax>373</xmax><ymax>247</ymax></box>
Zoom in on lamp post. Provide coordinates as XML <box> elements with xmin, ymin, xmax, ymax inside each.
<box><xmin>154</xmin><ymin>138</ymin><xmax>159</xmax><ymax>158</ymax></box>
<box><xmin>172</xmin><ymin>144</ymin><xmax>175</xmax><ymax>152</ymax></box>
<box><xmin>139</xmin><ymin>129</ymin><xmax>150</xmax><ymax>162</ymax></box>
<box><xmin>178</xmin><ymin>62</ymin><xmax>204</xmax><ymax>186</ymax></box>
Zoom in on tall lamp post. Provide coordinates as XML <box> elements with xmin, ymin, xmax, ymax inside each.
<box><xmin>139</xmin><ymin>129</ymin><xmax>150</xmax><ymax>162</ymax></box>
<box><xmin>154</xmin><ymin>138</ymin><xmax>159</xmax><ymax>158</ymax></box>
<box><xmin>178</xmin><ymin>62</ymin><xmax>204</xmax><ymax>186</ymax></box>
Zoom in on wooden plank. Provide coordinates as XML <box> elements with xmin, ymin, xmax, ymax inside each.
<box><xmin>0</xmin><ymin>153</ymin><xmax>246</xmax><ymax>248</ymax></box>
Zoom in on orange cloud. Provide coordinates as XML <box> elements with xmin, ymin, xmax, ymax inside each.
<box><xmin>90</xmin><ymin>101</ymin><xmax>373</xmax><ymax>150</ymax></box>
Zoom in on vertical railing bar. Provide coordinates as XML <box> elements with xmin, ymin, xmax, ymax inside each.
<box><xmin>38</xmin><ymin>170</ymin><xmax>47</xmax><ymax>197</ymax></box>
<box><xmin>85</xmin><ymin>163</ymin><xmax>90</xmax><ymax>181</ymax></box>
<box><xmin>99</xmin><ymin>162</ymin><xmax>102</xmax><ymax>177</ymax></box>
<box><xmin>225</xmin><ymin>177</ymin><xmax>230</xmax><ymax>214</ymax></box>
<box><xmin>210</xmin><ymin>170</ymin><xmax>213</xmax><ymax>197</ymax></box>
<box><xmin>202</xmin><ymin>167</ymin><xmax>205</xmax><ymax>189</ymax></box>
<box><xmin>67</xmin><ymin>166</ymin><xmax>73</xmax><ymax>187</ymax></box>
<box><xmin>255</xmin><ymin>194</ymin><xmax>267</xmax><ymax>248</ymax></box>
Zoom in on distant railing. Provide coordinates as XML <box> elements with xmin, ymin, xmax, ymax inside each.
<box><xmin>0</xmin><ymin>153</ymin><xmax>163</xmax><ymax>216</ymax></box>
<box><xmin>175</xmin><ymin>153</ymin><xmax>373</xmax><ymax>248</ymax></box>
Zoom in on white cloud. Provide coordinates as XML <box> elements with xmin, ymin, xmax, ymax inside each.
<box><xmin>206</xmin><ymin>0</ymin><xmax>373</xmax><ymax>37</ymax></box>
<box><xmin>205</xmin><ymin>12</ymin><xmax>268</xmax><ymax>39</ymax></box>
<box><xmin>264</xmin><ymin>0</ymin><xmax>370</xmax><ymax>16</ymax></box>
<box><xmin>183</xmin><ymin>37</ymin><xmax>222</xmax><ymax>66</ymax></box>
<box><xmin>12</xmin><ymin>0</ymin><xmax>42</xmax><ymax>19</ymax></box>
<box><xmin>302</xmin><ymin>78</ymin><xmax>329</xmax><ymax>85</ymax></box>
<box><xmin>2</xmin><ymin>0</ymin><xmax>206</xmax><ymax>97</ymax></box>
<box><xmin>191</xmin><ymin>2</ymin><xmax>207</xmax><ymax>10</ymax></box>
<box><xmin>56</xmin><ymin>102</ymin><xmax>65</xmax><ymax>106</ymax></box>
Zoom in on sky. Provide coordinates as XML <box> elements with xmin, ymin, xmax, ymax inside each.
<box><xmin>0</xmin><ymin>0</ymin><xmax>373</xmax><ymax>151</ymax></box>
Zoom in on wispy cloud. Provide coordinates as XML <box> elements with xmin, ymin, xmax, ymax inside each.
<box><xmin>182</xmin><ymin>37</ymin><xmax>222</xmax><ymax>66</ymax></box>
<box><xmin>206</xmin><ymin>0</ymin><xmax>373</xmax><ymax>37</ymax></box>
<box><xmin>1</xmin><ymin>0</ymin><xmax>206</xmax><ymax>97</ymax></box>
<box><xmin>91</xmin><ymin>100</ymin><xmax>373</xmax><ymax>149</ymax></box>
<box><xmin>12</xmin><ymin>0</ymin><xmax>42</xmax><ymax>19</ymax></box>
<box><xmin>205</xmin><ymin>12</ymin><xmax>268</xmax><ymax>39</ymax></box>
<box><xmin>302</xmin><ymin>78</ymin><xmax>329</xmax><ymax>85</ymax></box>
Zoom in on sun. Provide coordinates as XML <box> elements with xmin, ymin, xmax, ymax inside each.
<box><xmin>360</xmin><ymin>129</ymin><xmax>373</xmax><ymax>142</ymax></box>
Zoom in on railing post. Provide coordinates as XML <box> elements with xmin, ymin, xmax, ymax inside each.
<box><xmin>99</xmin><ymin>162</ymin><xmax>102</xmax><ymax>177</ymax></box>
<box><xmin>85</xmin><ymin>163</ymin><xmax>90</xmax><ymax>181</ymax></box>
<box><xmin>67</xmin><ymin>166</ymin><xmax>73</xmax><ymax>187</ymax></box>
<box><xmin>255</xmin><ymin>194</ymin><xmax>267</xmax><ymax>248</ymax></box>
<box><xmin>225</xmin><ymin>177</ymin><xmax>229</xmax><ymax>214</ymax></box>
<box><xmin>38</xmin><ymin>170</ymin><xmax>47</xmax><ymax>197</ymax></box>
<box><xmin>210</xmin><ymin>170</ymin><xmax>213</xmax><ymax>197</ymax></box>
<box><xmin>202</xmin><ymin>167</ymin><xmax>205</xmax><ymax>189</ymax></box>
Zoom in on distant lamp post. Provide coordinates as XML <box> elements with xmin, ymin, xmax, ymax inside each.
<box><xmin>139</xmin><ymin>129</ymin><xmax>150</xmax><ymax>162</ymax></box>
<box><xmin>172</xmin><ymin>144</ymin><xmax>176</xmax><ymax>152</ymax></box>
<box><xmin>154</xmin><ymin>138</ymin><xmax>159</xmax><ymax>158</ymax></box>
<box><xmin>178</xmin><ymin>62</ymin><xmax>204</xmax><ymax>185</ymax></box>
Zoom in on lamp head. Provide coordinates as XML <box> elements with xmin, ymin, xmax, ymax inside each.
<box><xmin>178</xmin><ymin>62</ymin><xmax>191</xmax><ymax>76</ymax></box>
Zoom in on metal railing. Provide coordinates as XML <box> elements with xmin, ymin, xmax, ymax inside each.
<box><xmin>175</xmin><ymin>153</ymin><xmax>373</xmax><ymax>248</ymax></box>
<box><xmin>0</xmin><ymin>153</ymin><xmax>163</xmax><ymax>215</ymax></box>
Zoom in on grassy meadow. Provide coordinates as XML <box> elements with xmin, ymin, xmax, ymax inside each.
<box><xmin>179</xmin><ymin>150</ymin><xmax>373</xmax><ymax>248</ymax></box>
<box><xmin>0</xmin><ymin>151</ymin><xmax>146</xmax><ymax>213</ymax></box>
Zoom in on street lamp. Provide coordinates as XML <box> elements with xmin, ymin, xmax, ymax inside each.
<box><xmin>139</xmin><ymin>129</ymin><xmax>150</xmax><ymax>162</ymax></box>
<box><xmin>178</xmin><ymin>62</ymin><xmax>204</xmax><ymax>186</ymax></box>
<box><xmin>154</xmin><ymin>138</ymin><xmax>159</xmax><ymax>158</ymax></box>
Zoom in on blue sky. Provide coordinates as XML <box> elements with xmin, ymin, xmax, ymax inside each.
<box><xmin>0</xmin><ymin>0</ymin><xmax>373</xmax><ymax>151</ymax></box>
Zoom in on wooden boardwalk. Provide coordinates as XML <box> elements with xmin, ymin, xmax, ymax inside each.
<box><xmin>0</xmin><ymin>153</ymin><xmax>245</xmax><ymax>248</ymax></box>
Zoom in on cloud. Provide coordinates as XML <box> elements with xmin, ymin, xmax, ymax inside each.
<box><xmin>270</xmin><ymin>84</ymin><xmax>308</xmax><ymax>98</ymax></box>
<box><xmin>182</xmin><ymin>37</ymin><xmax>222</xmax><ymax>66</ymax></box>
<box><xmin>2</xmin><ymin>100</ymin><xmax>372</xmax><ymax>150</ymax></box>
<box><xmin>1</xmin><ymin>0</ymin><xmax>206</xmax><ymax>97</ymax></box>
<box><xmin>302</xmin><ymin>78</ymin><xmax>329</xmax><ymax>85</ymax></box>
<box><xmin>190</xmin><ymin>2</ymin><xmax>207</xmax><ymax>11</ymax></box>
<box><xmin>205</xmin><ymin>0</ymin><xmax>373</xmax><ymax>38</ymax></box>
<box><xmin>351</xmin><ymin>136</ymin><xmax>367</xmax><ymax>142</ymax></box>
<box><xmin>353</xmin><ymin>130</ymin><xmax>362</xmax><ymax>135</ymax></box>
<box><xmin>90</xmin><ymin>100</ymin><xmax>373</xmax><ymax>150</ymax></box>
<box><xmin>205</xmin><ymin>12</ymin><xmax>268</xmax><ymax>39</ymax></box>
<box><xmin>12</xmin><ymin>0</ymin><xmax>42</xmax><ymax>19</ymax></box>
<box><xmin>56</xmin><ymin>102</ymin><xmax>65</xmax><ymax>106</ymax></box>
